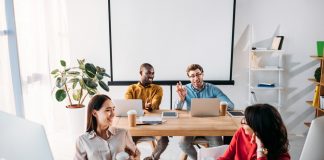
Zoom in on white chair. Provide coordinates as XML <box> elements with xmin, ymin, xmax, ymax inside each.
<box><xmin>0</xmin><ymin>111</ymin><xmax>54</xmax><ymax>160</ymax></box>
<box><xmin>300</xmin><ymin>116</ymin><xmax>324</xmax><ymax>160</ymax></box>
<box><xmin>180</xmin><ymin>137</ymin><xmax>210</xmax><ymax>160</ymax></box>
<box><xmin>197</xmin><ymin>145</ymin><xmax>228</xmax><ymax>160</ymax></box>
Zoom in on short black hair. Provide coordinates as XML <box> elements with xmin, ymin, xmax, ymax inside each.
<box><xmin>140</xmin><ymin>63</ymin><xmax>154</xmax><ymax>74</ymax></box>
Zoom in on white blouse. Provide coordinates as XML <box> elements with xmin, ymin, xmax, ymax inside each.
<box><xmin>74</xmin><ymin>127</ymin><xmax>138</xmax><ymax>160</ymax></box>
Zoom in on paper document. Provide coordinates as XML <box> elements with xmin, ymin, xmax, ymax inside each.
<box><xmin>139</xmin><ymin>116</ymin><xmax>162</xmax><ymax>124</ymax></box>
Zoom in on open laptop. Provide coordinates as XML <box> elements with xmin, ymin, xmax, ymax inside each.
<box><xmin>190</xmin><ymin>98</ymin><xmax>220</xmax><ymax>117</ymax></box>
<box><xmin>113</xmin><ymin>99</ymin><xmax>144</xmax><ymax>117</ymax></box>
<box><xmin>0</xmin><ymin>111</ymin><xmax>54</xmax><ymax>160</ymax></box>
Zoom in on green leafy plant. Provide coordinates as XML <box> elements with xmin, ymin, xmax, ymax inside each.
<box><xmin>51</xmin><ymin>59</ymin><xmax>110</xmax><ymax>108</ymax></box>
<box><xmin>314</xmin><ymin>67</ymin><xmax>321</xmax><ymax>82</ymax></box>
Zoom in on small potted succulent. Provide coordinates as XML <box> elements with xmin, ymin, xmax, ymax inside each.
<box><xmin>314</xmin><ymin>67</ymin><xmax>321</xmax><ymax>82</ymax></box>
<box><xmin>51</xmin><ymin>59</ymin><xmax>110</xmax><ymax>108</ymax></box>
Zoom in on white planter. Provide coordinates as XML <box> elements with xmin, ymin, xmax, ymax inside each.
<box><xmin>65</xmin><ymin>106</ymin><xmax>86</xmax><ymax>139</ymax></box>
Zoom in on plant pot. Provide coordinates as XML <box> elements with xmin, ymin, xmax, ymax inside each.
<box><xmin>65</xmin><ymin>104</ymin><xmax>86</xmax><ymax>138</ymax></box>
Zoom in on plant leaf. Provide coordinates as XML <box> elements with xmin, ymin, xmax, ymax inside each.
<box><xmin>87</xmin><ymin>87</ymin><xmax>97</xmax><ymax>95</ymax></box>
<box><xmin>54</xmin><ymin>74</ymin><xmax>60</xmax><ymax>78</ymax></box>
<box><xmin>96</xmin><ymin>74</ymin><xmax>103</xmax><ymax>80</ymax></box>
<box><xmin>68</xmin><ymin>78</ymin><xmax>79</xmax><ymax>83</ymax></box>
<box><xmin>103</xmin><ymin>73</ymin><xmax>111</xmax><ymax>78</ymax></box>
<box><xmin>85</xmin><ymin>63</ymin><xmax>96</xmax><ymax>78</ymax></box>
<box><xmin>51</xmin><ymin>69</ymin><xmax>59</xmax><ymax>75</ymax></box>
<box><xmin>77</xmin><ymin>59</ymin><xmax>85</xmax><ymax>65</ymax></box>
<box><xmin>72</xmin><ymin>81</ymin><xmax>78</xmax><ymax>89</ymax></box>
<box><xmin>79</xmin><ymin>79</ymin><xmax>85</xmax><ymax>88</ymax></box>
<box><xmin>60</xmin><ymin>60</ymin><xmax>66</xmax><ymax>67</ymax></box>
<box><xmin>55</xmin><ymin>89</ymin><xmax>66</xmax><ymax>102</ymax></box>
<box><xmin>55</xmin><ymin>77</ymin><xmax>66</xmax><ymax>88</ymax></box>
<box><xmin>72</xmin><ymin>89</ymin><xmax>81</xmax><ymax>101</ymax></box>
<box><xmin>64</xmin><ymin>68</ymin><xmax>71</xmax><ymax>72</ymax></box>
<box><xmin>83</xmin><ymin>78</ymin><xmax>98</xmax><ymax>89</ymax></box>
<box><xmin>99</xmin><ymin>81</ymin><xmax>109</xmax><ymax>92</ymax></box>
<box><xmin>67</xmin><ymin>71</ymin><xmax>80</xmax><ymax>76</ymax></box>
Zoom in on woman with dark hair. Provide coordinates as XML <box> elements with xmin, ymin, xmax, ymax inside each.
<box><xmin>74</xmin><ymin>94</ymin><xmax>140</xmax><ymax>160</ymax></box>
<box><xmin>219</xmin><ymin>104</ymin><xmax>290</xmax><ymax>160</ymax></box>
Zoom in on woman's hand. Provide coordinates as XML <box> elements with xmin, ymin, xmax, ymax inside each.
<box><xmin>251</xmin><ymin>133</ymin><xmax>264</xmax><ymax>146</ymax></box>
<box><xmin>252</xmin><ymin>133</ymin><xmax>267</xmax><ymax>158</ymax></box>
<box><xmin>125</xmin><ymin>147</ymin><xmax>140</xmax><ymax>160</ymax></box>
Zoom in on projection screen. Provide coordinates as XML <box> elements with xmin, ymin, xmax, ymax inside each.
<box><xmin>109</xmin><ymin>0</ymin><xmax>236</xmax><ymax>85</ymax></box>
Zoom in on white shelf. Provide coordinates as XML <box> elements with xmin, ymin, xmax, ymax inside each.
<box><xmin>252</xmin><ymin>49</ymin><xmax>285</xmax><ymax>53</ymax></box>
<box><xmin>247</xmin><ymin>101</ymin><xmax>282</xmax><ymax>107</ymax></box>
<box><xmin>250</xmin><ymin>67</ymin><xmax>284</xmax><ymax>71</ymax></box>
<box><xmin>250</xmin><ymin>86</ymin><xmax>284</xmax><ymax>90</ymax></box>
<box><xmin>248</xmin><ymin>45</ymin><xmax>284</xmax><ymax>108</ymax></box>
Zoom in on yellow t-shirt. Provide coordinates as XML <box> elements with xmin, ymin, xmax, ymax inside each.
<box><xmin>125</xmin><ymin>82</ymin><xmax>163</xmax><ymax>110</ymax></box>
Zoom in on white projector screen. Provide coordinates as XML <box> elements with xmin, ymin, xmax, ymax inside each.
<box><xmin>109</xmin><ymin>0</ymin><xmax>235</xmax><ymax>84</ymax></box>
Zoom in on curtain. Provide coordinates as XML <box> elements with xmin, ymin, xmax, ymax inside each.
<box><xmin>0</xmin><ymin>0</ymin><xmax>15</xmax><ymax>114</ymax></box>
<box><xmin>13</xmin><ymin>0</ymin><xmax>71</xmax><ymax>132</ymax></box>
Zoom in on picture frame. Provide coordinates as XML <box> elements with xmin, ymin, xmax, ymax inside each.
<box><xmin>271</xmin><ymin>36</ymin><xmax>284</xmax><ymax>50</ymax></box>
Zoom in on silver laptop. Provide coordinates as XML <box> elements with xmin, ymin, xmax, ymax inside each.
<box><xmin>190</xmin><ymin>98</ymin><xmax>220</xmax><ymax>117</ymax></box>
<box><xmin>113</xmin><ymin>99</ymin><xmax>144</xmax><ymax>117</ymax></box>
<box><xmin>0</xmin><ymin>111</ymin><xmax>54</xmax><ymax>160</ymax></box>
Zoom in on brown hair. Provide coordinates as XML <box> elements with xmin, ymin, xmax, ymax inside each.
<box><xmin>86</xmin><ymin>94</ymin><xmax>111</xmax><ymax>132</ymax></box>
<box><xmin>245</xmin><ymin>104</ymin><xmax>289</xmax><ymax>160</ymax></box>
<box><xmin>186</xmin><ymin>64</ymin><xmax>204</xmax><ymax>76</ymax></box>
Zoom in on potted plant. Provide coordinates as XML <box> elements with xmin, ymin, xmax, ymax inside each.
<box><xmin>51</xmin><ymin>59</ymin><xmax>110</xmax><ymax>137</ymax></box>
<box><xmin>51</xmin><ymin>59</ymin><xmax>110</xmax><ymax>108</ymax></box>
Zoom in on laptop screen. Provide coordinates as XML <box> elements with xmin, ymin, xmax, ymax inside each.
<box><xmin>190</xmin><ymin>98</ymin><xmax>220</xmax><ymax>117</ymax></box>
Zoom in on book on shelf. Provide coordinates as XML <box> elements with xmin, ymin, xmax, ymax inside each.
<box><xmin>313</xmin><ymin>85</ymin><xmax>320</xmax><ymax>107</ymax></box>
<box><xmin>257</xmin><ymin>83</ymin><xmax>275</xmax><ymax>88</ymax></box>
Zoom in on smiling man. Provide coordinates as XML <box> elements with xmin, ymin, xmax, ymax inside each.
<box><xmin>125</xmin><ymin>63</ymin><xmax>168</xmax><ymax>160</ymax></box>
<box><xmin>125</xmin><ymin>63</ymin><xmax>162</xmax><ymax>111</ymax></box>
<box><xmin>175</xmin><ymin>64</ymin><xmax>234</xmax><ymax>160</ymax></box>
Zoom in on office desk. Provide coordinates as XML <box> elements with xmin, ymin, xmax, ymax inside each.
<box><xmin>113</xmin><ymin>110</ymin><xmax>241</xmax><ymax>136</ymax></box>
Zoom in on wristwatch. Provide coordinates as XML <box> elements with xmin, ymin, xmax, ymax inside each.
<box><xmin>257</xmin><ymin>147</ymin><xmax>268</xmax><ymax>155</ymax></box>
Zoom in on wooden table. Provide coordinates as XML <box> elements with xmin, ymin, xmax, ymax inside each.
<box><xmin>113</xmin><ymin>110</ymin><xmax>241</xmax><ymax>136</ymax></box>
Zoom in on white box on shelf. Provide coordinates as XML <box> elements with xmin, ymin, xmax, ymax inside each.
<box><xmin>320</xmin><ymin>96</ymin><xmax>324</xmax><ymax>109</ymax></box>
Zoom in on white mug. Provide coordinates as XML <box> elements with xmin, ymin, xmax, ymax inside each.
<box><xmin>116</xmin><ymin>151</ymin><xmax>129</xmax><ymax>160</ymax></box>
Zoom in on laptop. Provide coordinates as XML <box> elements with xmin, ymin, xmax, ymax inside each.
<box><xmin>0</xmin><ymin>111</ymin><xmax>54</xmax><ymax>160</ymax></box>
<box><xmin>190</xmin><ymin>98</ymin><xmax>220</xmax><ymax>117</ymax></box>
<box><xmin>113</xmin><ymin>99</ymin><xmax>144</xmax><ymax>117</ymax></box>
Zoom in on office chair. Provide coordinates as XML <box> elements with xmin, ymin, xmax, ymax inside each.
<box><xmin>300</xmin><ymin>116</ymin><xmax>324</xmax><ymax>160</ymax></box>
<box><xmin>135</xmin><ymin>136</ymin><xmax>157</xmax><ymax>151</ymax></box>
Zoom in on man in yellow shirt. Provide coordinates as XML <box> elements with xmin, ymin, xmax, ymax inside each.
<box><xmin>125</xmin><ymin>63</ymin><xmax>168</xmax><ymax>160</ymax></box>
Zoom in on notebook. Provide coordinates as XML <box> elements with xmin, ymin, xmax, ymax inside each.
<box><xmin>0</xmin><ymin>111</ymin><xmax>54</xmax><ymax>160</ymax></box>
<box><xmin>113</xmin><ymin>99</ymin><xmax>144</xmax><ymax>117</ymax></box>
<box><xmin>190</xmin><ymin>98</ymin><xmax>220</xmax><ymax>117</ymax></box>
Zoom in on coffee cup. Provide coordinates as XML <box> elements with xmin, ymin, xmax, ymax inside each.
<box><xmin>116</xmin><ymin>151</ymin><xmax>129</xmax><ymax>160</ymax></box>
<box><xmin>127</xmin><ymin>110</ymin><xmax>137</xmax><ymax>127</ymax></box>
<box><xmin>219</xmin><ymin>101</ymin><xmax>228</xmax><ymax>116</ymax></box>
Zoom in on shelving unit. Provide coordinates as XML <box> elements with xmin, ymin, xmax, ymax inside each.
<box><xmin>305</xmin><ymin>56</ymin><xmax>324</xmax><ymax>126</ymax></box>
<box><xmin>248</xmin><ymin>49</ymin><xmax>284</xmax><ymax>109</ymax></box>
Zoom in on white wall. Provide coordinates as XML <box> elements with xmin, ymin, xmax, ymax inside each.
<box><xmin>65</xmin><ymin>0</ymin><xmax>324</xmax><ymax>134</ymax></box>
